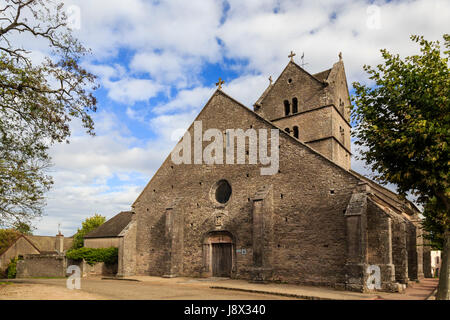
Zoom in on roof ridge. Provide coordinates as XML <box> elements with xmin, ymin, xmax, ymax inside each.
<box><xmin>253</xmin><ymin>60</ymin><xmax>327</xmax><ymax>108</ymax></box>
<box><xmin>84</xmin><ymin>211</ymin><xmax>134</xmax><ymax>238</ymax></box>
<box><xmin>313</xmin><ymin>68</ymin><xmax>332</xmax><ymax>81</ymax></box>
<box><xmin>289</xmin><ymin>60</ymin><xmax>328</xmax><ymax>85</ymax></box>
<box><xmin>349</xmin><ymin>170</ymin><xmax>420</xmax><ymax>214</ymax></box>
<box><xmin>254</xmin><ymin>83</ymin><xmax>273</xmax><ymax>107</ymax></box>
<box><xmin>0</xmin><ymin>234</ymin><xmax>41</xmax><ymax>257</ymax></box>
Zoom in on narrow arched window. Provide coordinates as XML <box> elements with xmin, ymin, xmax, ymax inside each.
<box><xmin>293</xmin><ymin>126</ymin><xmax>299</xmax><ymax>138</ymax></box>
<box><xmin>284</xmin><ymin>128</ymin><xmax>290</xmax><ymax>134</ymax></box>
<box><xmin>292</xmin><ymin>97</ymin><xmax>298</xmax><ymax>113</ymax></box>
<box><xmin>284</xmin><ymin>100</ymin><xmax>290</xmax><ymax>116</ymax></box>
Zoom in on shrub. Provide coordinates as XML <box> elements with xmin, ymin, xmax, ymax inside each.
<box><xmin>66</xmin><ymin>247</ymin><xmax>118</xmax><ymax>266</ymax></box>
<box><xmin>6</xmin><ymin>257</ymin><xmax>18</xmax><ymax>279</ymax></box>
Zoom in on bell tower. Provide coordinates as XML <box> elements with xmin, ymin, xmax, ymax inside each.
<box><xmin>254</xmin><ymin>53</ymin><xmax>351</xmax><ymax>170</ymax></box>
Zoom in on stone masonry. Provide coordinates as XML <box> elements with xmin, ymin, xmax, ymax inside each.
<box><xmin>125</xmin><ymin>55</ymin><xmax>425</xmax><ymax>292</ymax></box>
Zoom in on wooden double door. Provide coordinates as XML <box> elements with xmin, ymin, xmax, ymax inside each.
<box><xmin>212</xmin><ymin>243</ymin><xmax>232</xmax><ymax>277</ymax></box>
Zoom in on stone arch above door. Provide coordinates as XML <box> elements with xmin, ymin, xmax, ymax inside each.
<box><xmin>202</xmin><ymin>231</ymin><xmax>235</xmax><ymax>277</ymax></box>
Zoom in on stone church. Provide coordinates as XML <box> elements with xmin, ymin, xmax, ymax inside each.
<box><xmin>119</xmin><ymin>54</ymin><xmax>425</xmax><ymax>292</ymax></box>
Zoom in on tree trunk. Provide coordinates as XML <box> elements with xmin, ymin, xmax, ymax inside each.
<box><xmin>436</xmin><ymin>230</ymin><xmax>449</xmax><ymax>300</ymax></box>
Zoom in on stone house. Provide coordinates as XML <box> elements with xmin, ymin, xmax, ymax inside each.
<box><xmin>0</xmin><ymin>233</ymin><xmax>72</xmax><ymax>275</ymax></box>
<box><xmin>84</xmin><ymin>211</ymin><xmax>136</xmax><ymax>277</ymax></box>
<box><xmin>84</xmin><ymin>211</ymin><xmax>134</xmax><ymax>248</ymax></box>
<box><xmin>431</xmin><ymin>251</ymin><xmax>442</xmax><ymax>277</ymax></box>
<box><xmin>121</xmin><ymin>55</ymin><xmax>426</xmax><ymax>292</ymax></box>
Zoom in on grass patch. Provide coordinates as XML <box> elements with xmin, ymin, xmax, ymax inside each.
<box><xmin>0</xmin><ymin>281</ymin><xmax>13</xmax><ymax>285</ymax></box>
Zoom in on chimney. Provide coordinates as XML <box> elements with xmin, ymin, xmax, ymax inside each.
<box><xmin>55</xmin><ymin>232</ymin><xmax>64</xmax><ymax>253</ymax></box>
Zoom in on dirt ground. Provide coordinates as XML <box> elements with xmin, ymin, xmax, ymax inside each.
<box><xmin>0</xmin><ymin>277</ymin><xmax>437</xmax><ymax>300</ymax></box>
<box><xmin>0</xmin><ymin>282</ymin><xmax>107</xmax><ymax>300</ymax></box>
<box><xmin>0</xmin><ymin>278</ymin><xmax>295</xmax><ymax>300</ymax></box>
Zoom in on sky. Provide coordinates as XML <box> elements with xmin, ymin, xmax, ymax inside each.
<box><xmin>9</xmin><ymin>0</ymin><xmax>448</xmax><ymax>236</ymax></box>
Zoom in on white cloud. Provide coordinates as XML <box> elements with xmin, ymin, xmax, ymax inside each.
<box><xmin>105</xmin><ymin>78</ymin><xmax>162</xmax><ymax>104</ymax></box>
<box><xmin>218</xmin><ymin>0</ymin><xmax>449</xmax><ymax>83</ymax></box>
<box><xmin>223</xmin><ymin>74</ymin><xmax>269</xmax><ymax>107</ymax></box>
<box><xmin>86</xmin><ymin>63</ymin><xmax>164</xmax><ymax>104</ymax></box>
<box><xmin>153</xmin><ymin>86</ymin><xmax>215</xmax><ymax>114</ymax></box>
<box><xmin>130</xmin><ymin>51</ymin><xmax>202</xmax><ymax>88</ymax></box>
<box><xmin>35</xmin><ymin>112</ymin><xmax>171</xmax><ymax>235</ymax></box>
<box><xmin>36</xmin><ymin>184</ymin><xmax>142</xmax><ymax>236</ymax></box>
<box><xmin>149</xmin><ymin>111</ymin><xmax>198</xmax><ymax>144</ymax></box>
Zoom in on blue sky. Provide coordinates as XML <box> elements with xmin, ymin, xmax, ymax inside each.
<box><xmin>16</xmin><ymin>0</ymin><xmax>448</xmax><ymax>235</ymax></box>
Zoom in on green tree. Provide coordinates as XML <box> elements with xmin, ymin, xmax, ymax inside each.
<box><xmin>72</xmin><ymin>214</ymin><xmax>106</xmax><ymax>249</ymax></box>
<box><xmin>0</xmin><ymin>0</ymin><xmax>98</xmax><ymax>227</ymax></box>
<box><xmin>352</xmin><ymin>34</ymin><xmax>449</xmax><ymax>299</ymax></box>
<box><xmin>12</xmin><ymin>221</ymin><xmax>34</xmax><ymax>235</ymax></box>
<box><xmin>6</xmin><ymin>257</ymin><xmax>18</xmax><ymax>278</ymax></box>
<box><xmin>0</xmin><ymin>228</ymin><xmax>20</xmax><ymax>255</ymax></box>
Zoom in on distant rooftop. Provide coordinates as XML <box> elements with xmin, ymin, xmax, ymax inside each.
<box><xmin>84</xmin><ymin>211</ymin><xmax>133</xmax><ymax>238</ymax></box>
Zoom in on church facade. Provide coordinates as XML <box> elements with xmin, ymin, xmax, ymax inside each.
<box><xmin>120</xmin><ymin>55</ymin><xmax>425</xmax><ymax>292</ymax></box>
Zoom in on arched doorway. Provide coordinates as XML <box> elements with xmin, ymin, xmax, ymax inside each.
<box><xmin>203</xmin><ymin>231</ymin><xmax>234</xmax><ymax>277</ymax></box>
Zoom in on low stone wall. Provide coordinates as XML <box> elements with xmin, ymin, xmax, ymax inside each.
<box><xmin>67</xmin><ymin>259</ymin><xmax>117</xmax><ymax>277</ymax></box>
<box><xmin>17</xmin><ymin>254</ymin><xmax>66</xmax><ymax>278</ymax></box>
<box><xmin>16</xmin><ymin>254</ymin><xmax>117</xmax><ymax>278</ymax></box>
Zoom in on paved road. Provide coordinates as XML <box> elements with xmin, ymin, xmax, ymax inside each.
<box><xmin>7</xmin><ymin>278</ymin><xmax>297</xmax><ymax>300</ymax></box>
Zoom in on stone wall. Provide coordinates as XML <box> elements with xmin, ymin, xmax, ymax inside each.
<box><xmin>366</xmin><ymin>200</ymin><xmax>396</xmax><ymax>291</ymax></box>
<box><xmin>16</xmin><ymin>254</ymin><xmax>66</xmax><ymax>278</ymax></box>
<box><xmin>16</xmin><ymin>254</ymin><xmax>117</xmax><ymax>278</ymax></box>
<box><xmin>392</xmin><ymin>219</ymin><xmax>409</xmax><ymax>284</ymax></box>
<box><xmin>406</xmin><ymin>221</ymin><xmax>420</xmax><ymax>281</ymax></box>
<box><xmin>271</xmin><ymin>105</ymin><xmax>351</xmax><ymax>170</ymax></box>
<box><xmin>117</xmin><ymin>219</ymin><xmax>137</xmax><ymax>277</ymax></box>
<box><xmin>272</xmin><ymin>106</ymin><xmax>333</xmax><ymax>143</ymax></box>
<box><xmin>84</xmin><ymin>237</ymin><xmax>119</xmax><ymax>249</ymax></box>
<box><xmin>132</xmin><ymin>91</ymin><xmax>361</xmax><ymax>288</ymax></box>
<box><xmin>326</xmin><ymin>60</ymin><xmax>352</xmax><ymax>122</ymax></box>
<box><xmin>423</xmin><ymin>244</ymin><xmax>432</xmax><ymax>278</ymax></box>
<box><xmin>67</xmin><ymin>259</ymin><xmax>117</xmax><ymax>278</ymax></box>
<box><xmin>254</xmin><ymin>61</ymin><xmax>326</xmax><ymax>120</ymax></box>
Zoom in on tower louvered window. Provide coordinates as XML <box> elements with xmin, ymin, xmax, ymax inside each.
<box><xmin>292</xmin><ymin>97</ymin><xmax>298</xmax><ymax>113</ymax></box>
<box><xmin>284</xmin><ymin>100</ymin><xmax>290</xmax><ymax>116</ymax></box>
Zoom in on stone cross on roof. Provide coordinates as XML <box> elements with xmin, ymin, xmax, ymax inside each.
<box><xmin>215</xmin><ymin>77</ymin><xmax>224</xmax><ymax>90</ymax></box>
<box><xmin>288</xmin><ymin>50</ymin><xmax>296</xmax><ymax>61</ymax></box>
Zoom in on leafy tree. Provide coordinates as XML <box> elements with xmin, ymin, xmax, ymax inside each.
<box><xmin>0</xmin><ymin>228</ymin><xmax>20</xmax><ymax>255</ymax></box>
<box><xmin>0</xmin><ymin>222</ymin><xmax>33</xmax><ymax>256</ymax></box>
<box><xmin>72</xmin><ymin>214</ymin><xmax>106</xmax><ymax>249</ymax></box>
<box><xmin>352</xmin><ymin>34</ymin><xmax>449</xmax><ymax>299</ymax></box>
<box><xmin>12</xmin><ymin>221</ymin><xmax>34</xmax><ymax>235</ymax></box>
<box><xmin>0</xmin><ymin>0</ymin><xmax>98</xmax><ymax>227</ymax></box>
